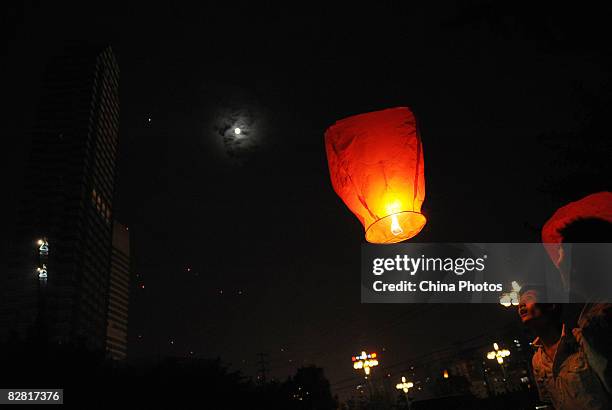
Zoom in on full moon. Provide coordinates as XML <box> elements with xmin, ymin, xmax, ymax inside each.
<box><xmin>208</xmin><ymin>88</ymin><xmax>266</xmax><ymax>165</ymax></box>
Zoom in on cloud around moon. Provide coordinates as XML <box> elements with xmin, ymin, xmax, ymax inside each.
<box><xmin>202</xmin><ymin>83</ymin><xmax>267</xmax><ymax>166</ymax></box>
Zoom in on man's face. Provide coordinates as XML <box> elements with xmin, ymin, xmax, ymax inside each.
<box><xmin>517</xmin><ymin>289</ymin><xmax>544</xmax><ymax>324</ymax></box>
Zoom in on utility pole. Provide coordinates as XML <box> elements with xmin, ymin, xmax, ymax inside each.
<box><xmin>257</xmin><ymin>352</ymin><xmax>269</xmax><ymax>385</ymax></box>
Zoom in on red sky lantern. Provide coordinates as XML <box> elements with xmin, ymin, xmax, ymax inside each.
<box><xmin>542</xmin><ymin>191</ymin><xmax>612</xmax><ymax>267</ymax></box>
<box><xmin>325</xmin><ymin>107</ymin><xmax>426</xmax><ymax>244</ymax></box>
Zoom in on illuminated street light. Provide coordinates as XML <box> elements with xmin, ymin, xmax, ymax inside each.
<box><xmin>499</xmin><ymin>281</ymin><xmax>521</xmax><ymax>307</ymax></box>
<box><xmin>36</xmin><ymin>238</ymin><xmax>49</xmax><ymax>282</ymax></box>
<box><xmin>487</xmin><ymin>342</ymin><xmax>511</xmax><ymax>364</ymax></box>
<box><xmin>36</xmin><ymin>264</ymin><xmax>48</xmax><ymax>279</ymax></box>
<box><xmin>396</xmin><ymin>376</ymin><xmax>414</xmax><ymax>393</ymax></box>
<box><xmin>352</xmin><ymin>351</ymin><xmax>379</xmax><ymax>377</ymax></box>
<box><xmin>234</xmin><ymin>127</ymin><xmax>241</xmax><ymax>135</ymax></box>
<box><xmin>37</xmin><ymin>238</ymin><xmax>49</xmax><ymax>256</ymax></box>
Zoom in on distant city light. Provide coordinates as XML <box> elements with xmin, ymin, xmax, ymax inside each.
<box><xmin>487</xmin><ymin>342</ymin><xmax>511</xmax><ymax>364</ymax></box>
<box><xmin>499</xmin><ymin>281</ymin><xmax>521</xmax><ymax>307</ymax></box>
<box><xmin>36</xmin><ymin>238</ymin><xmax>49</xmax><ymax>281</ymax></box>
<box><xmin>352</xmin><ymin>351</ymin><xmax>379</xmax><ymax>376</ymax></box>
<box><xmin>396</xmin><ymin>376</ymin><xmax>414</xmax><ymax>393</ymax></box>
<box><xmin>38</xmin><ymin>239</ymin><xmax>49</xmax><ymax>256</ymax></box>
<box><xmin>36</xmin><ymin>264</ymin><xmax>48</xmax><ymax>279</ymax></box>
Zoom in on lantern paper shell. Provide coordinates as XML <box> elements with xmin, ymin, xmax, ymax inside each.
<box><xmin>325</xmin><ymin>107</ymin><xmax>426</xmax><ymax>244</ymax></box>
<box><xmin>542</xmin><ymin>191</ymin><xmax>612</xmax><ymax>267</ymax></box>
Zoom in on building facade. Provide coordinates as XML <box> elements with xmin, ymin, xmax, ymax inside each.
<box><xmin>0</xmin><ymin>45</ymin><xmax>120</xmax><ymax>353</ymax></box>
<box><xmin>106</xmin><ymin>221</ymin><xmax>130</xmax><ymax>360</ymax></box>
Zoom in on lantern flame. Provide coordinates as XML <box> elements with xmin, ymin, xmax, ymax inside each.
<box><xmin>390</xmin><ymin>214</ymin><xmax>404</xmax><ymax>236</ymax></box>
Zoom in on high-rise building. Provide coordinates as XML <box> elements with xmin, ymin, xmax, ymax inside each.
<box><xmin>106</xmin><ymin>221</ymin><xmax>130</xmax><ymax>360</ymax></box>
<box><xmin>0</xmin><ymin>45</ymin><xmax>120</xmax><ymax>352</ymax></box>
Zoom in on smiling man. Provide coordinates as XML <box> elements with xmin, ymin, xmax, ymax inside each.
<box><xmin>518</xmin><ymin>285</ymin><xmax>610</xmax><ymax>409</ymax></box>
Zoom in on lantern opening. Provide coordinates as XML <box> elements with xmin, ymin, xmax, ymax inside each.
<box><xmin>365</xmin><ymin>211</ymin><xmax>427</xmax><ymax>244</ymax></box>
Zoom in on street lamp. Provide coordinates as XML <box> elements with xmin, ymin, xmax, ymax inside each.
<box><xmin>487</xmin><ymin>342</ymin><xmax>511</xmax><ymax>364</ymax></box>
<box><xmin>35</xmin><ymin>238</ymin><xmax>49</xmax><ymax>282</ymax></box>
<box><xmin>487</xmin><ymin>342</ymin><xmax>511</xmax><ymax>386</ymax></box>
<box><xmin>499</xmin><ymin>281</ymin><xmax>521</xmax><ymax>307</ymax></box>
<box><xmin>37</xmin><ymin>238</ymin><xmax>49</xmax><ymax>256</ymax></box>
<box><xmin>396</xmin><ymin>376</ymin><xmax>414</xmax><ymax>393</ymax></box>
<box><xmin>352</xmin><ymin>351</ymin><xmax>379</xmax><ymax>377</ymax></box>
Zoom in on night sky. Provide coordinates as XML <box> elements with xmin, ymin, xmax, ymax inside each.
<box><xmin>3</xmin><ymin>1</ymin><xmax>612</xmax><ymax>395</ymax></box>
